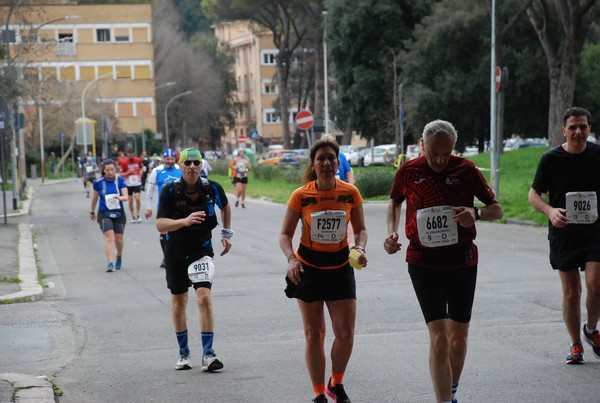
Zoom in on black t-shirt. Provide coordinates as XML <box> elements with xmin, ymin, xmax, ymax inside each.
<box><xmin>157</xmin><ymin>179</ymin><xmax>228</xmax><ymax>254</ymax></box>
<box><xmin>531</xmin><ymin>142</ymin><xmax>600</xmax><ymax>239</ymax></box>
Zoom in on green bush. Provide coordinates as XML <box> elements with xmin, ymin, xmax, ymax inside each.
<box><xmin>253</xmin><ymin>164</ymin><xmax>283</xmax><ymax>181</ymax></box>
<box><xmin>355</xmin><ymin>170</ymin><xmax>395</xmax><ymax>198</ymax></box>
<box><xmin>210</xmin><ymin>160</ymin><xmax>230</xmax><ymax>176</ymax></box>
<box><xmin>281</xmin><ymin>166</ymin><xmax>301</xmax><ymax>184</ymax></box>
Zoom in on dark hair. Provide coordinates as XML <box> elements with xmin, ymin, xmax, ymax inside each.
<box><xmin>101</xmin><ymin>159</ymin><xmax>116</xmax><ymax>177</ymax></box>
<box><xmin>127</xmin><ymin>148</ymin><xmax>135</xmax><ymax>154</ymax></box>
<box><xmin>563</xmin><ymin>107</ymin><xmax>591</xmax><ymax>126</ymax></box>
<box><xmin>302</xmin><ymin>138</ymin><xmax>340</xmax><ymax>184</ymax></box>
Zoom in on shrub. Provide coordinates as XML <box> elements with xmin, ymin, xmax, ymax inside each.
<box><xmin>355</xmin><ymin>170</ymin><xmax>396</xmax><ymax>198</ymax></box>
<box><xmin>253</xmin><ymin>164</ymin><xmax>282</xmax><ymax>181</ymax></box>
<box><xmin>210</xmin><ymin>160</ymin><xmax>230</xmax><ymax>176</ymax></box>
<box><xmin>282</xmin><ymin>165</ymin><xmax>303</xmax><ymax>184</ymax></box>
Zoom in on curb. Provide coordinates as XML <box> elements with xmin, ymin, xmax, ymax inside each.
<box><xmin>0</xmin><ymin>373</ymin><xmax>55</xmax><ymax>403</ymax></box>
<box><xmin>0</xmin><ymin>223</ymin><xmax>43</xmax><ymax>304</ymax></box>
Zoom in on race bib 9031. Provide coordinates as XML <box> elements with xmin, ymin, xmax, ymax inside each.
<box><xmin>187</xmin><ymin>256</ymin><xmax>215</xmax><ymax>284</ymax></box>
<box><xmin>566</xmin><ymin>191</ymin><xmax>598</xmax><ymax>224</ymax></box>
<box><xmin>416</xmin><ymin>205</ymin><xmax>458</xmax><ymax>247</ymax></box>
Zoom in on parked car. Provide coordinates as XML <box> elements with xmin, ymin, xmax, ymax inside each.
<box><xmin>342</xmin><ymin>146</ymin><xmax>370</xmax><ymax>166</ymax></box>
<box><xmin>258</xmin><ymin>149</ymin><xmax>288</xmax><ymax>165</ymax></box>
<box><xmin>278</xmin><ymin>149</ymin><xmax>309</xmax><ymax>166</ymax></box>
<box><xmin>503</xmin><ymin>137</ymin><xmax>548</xmax><ymax>152</ymax></box>
<box><xmin>363</xmin><ymin>144</ymin><xmax>398</xmax><ymax>167</ymax></box>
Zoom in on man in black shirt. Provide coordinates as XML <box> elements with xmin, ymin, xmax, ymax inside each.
<box><xmin>529</xmin><ymin>107</ymin><xmax>600</xmax><ymax>365</ymax></box>
<box><xmin>156</xmin><ymin>148</ymin><xmax>233</xmax><ymax>372</ymax></box>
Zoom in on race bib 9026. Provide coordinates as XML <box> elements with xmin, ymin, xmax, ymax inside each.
<box><xmin>566</xmin><ymin>191</ymin><xmax>598</xmax><ymax>224</ymax></box>
<box><xmin>416</xmin><ymin>205</ymin><xmax>458</xmax><ymax>247</ymax></box>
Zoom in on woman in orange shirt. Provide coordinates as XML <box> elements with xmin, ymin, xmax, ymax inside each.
<box><xmin>280</xmin><ymin>137</ymin><xmax>368</xmax><ymax>403</ymax></box>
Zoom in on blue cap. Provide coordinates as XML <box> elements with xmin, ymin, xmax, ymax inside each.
<box><xmin>163</xmin><ymin>148</ymin><xmax>177</xmax><ymax>159</ymax></box>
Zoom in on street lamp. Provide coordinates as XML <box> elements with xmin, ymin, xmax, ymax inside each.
<box><xmin>38</xmin><ymin>71</ymin><xmax>57</xmax><ymax>184</ymax></box>
<box><xmin>322</xmin><ymin>11</ymin><xmax>330</xmax><ymax>134</ymax></box>
<box><xmin>81</xmin><ymin>71</ymin><xmax>113</xmax><ymax>157</ymax></box>
<box><xmin>140</xmin><ymin>81</ymin><xmax>176</xmax><ymax>153</ymax></box>
<box><xmin>164</xmin><ymin>90</ymin><xmax>193</xmax><ymax>149</ymax></box>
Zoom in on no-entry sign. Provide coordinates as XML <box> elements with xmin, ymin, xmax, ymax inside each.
<box><xmin>495</xmin><ymin>66</ymin><xmax>502</xmax><ymax>92</ymax></box>
<box><xmin>295</xmin><ymin>110</ymin><xmax>314</xmax><ymax>131</ymax></box>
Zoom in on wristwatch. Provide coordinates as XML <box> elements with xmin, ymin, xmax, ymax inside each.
<box><xmin>474</xmin><ymin>207</ymin><xmax>481</xmax><ymax>221</ymax></box>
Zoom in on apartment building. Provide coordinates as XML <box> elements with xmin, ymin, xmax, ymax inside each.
<box><xmin>1</xmin><ymin>3</ymin><xmax>155</xmax><ymax>154</ymax></box>
<box><xmin>213</xmin><ymin>20</ymin><xmax>298</xmax><ymax>149</ymax></box>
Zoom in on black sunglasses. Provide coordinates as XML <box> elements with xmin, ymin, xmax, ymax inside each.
<box><xmin>183</xmin><ymin>159</ymin><xmax>201</xmax><ymax>166</ymax></box>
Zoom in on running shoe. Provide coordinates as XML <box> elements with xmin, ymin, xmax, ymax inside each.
<box><xmin>242</xmin><ymin>203</ymin><xmax>246</xmax><ymax>208</ymax></box>
<box><xmin>131</xmin><ymin>217</ymin><xmax>137</xmax><ymax>224</ymax></box>
<box><xmin>326</xmin><ymin>378</ymin><xmax>351</xmax><ymax>403</ymax></box>
<box><xmin>312</xmin><ymin>395</ymin><xmax>327</xmax><ymax>403</ymax></box>
<box><xmin>106</xmin><ymin>263</ymin><xmax>115</xmax><ymax>273</ymax></box>
<box><xmin>583</xmin><ymin>323</ymin><xmax>600</xmax><ymax>359</ymax></box>
<box><xmin>115</xmin><ymin>256</ymin><xmax>122</xmax><ymax>270</ymax></box>
<box><xmin>160</xmin><ymin>259</ymin><xmax>165</xmax><ymax>268</ymax></box>
<box><xmin>566</xmin><ymin>342</ymin><xmax>585</xmax><ymax>365</ymax></box>
<box><xmin>175</xmin><ymin>351</ymin><xmax>191</xmax><ymax>370</ymax></box>
<box><xmin>201</xmin><ymin>349</ymin><xmax>223</xmax><ymax>372</ymax></box>
<box><xmin>136</xmin><ymin>216</ymin><xmax>143</xmax><ymax>223</ymax></box>
<box><xmin>235</xmin><ymin>201</ymin><xmax>239</xmax><ymax>208</ymax></box>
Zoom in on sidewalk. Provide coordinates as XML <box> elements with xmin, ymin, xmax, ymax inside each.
<box><xmin>0</xmin><ymin>180</ymin><xmax>65</xmax><ymax>402</ymax></box>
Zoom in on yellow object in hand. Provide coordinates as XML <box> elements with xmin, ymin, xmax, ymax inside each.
<box><xmin>349</xmin><ymin>249</ymin><xmax>363</xmax><ymax>270</ymax></box>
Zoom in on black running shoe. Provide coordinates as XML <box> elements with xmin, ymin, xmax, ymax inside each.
<box><xmin>326</xmin><ymin>378</ymin><xmax>350</xmax><ymax>402</ymax></box>
<box><xmin>312</xmin><ymin>395</ymin><xmax>327</xmax><ymax>403</ymax></box>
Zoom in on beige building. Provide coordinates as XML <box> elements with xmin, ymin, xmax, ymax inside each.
<box><xmin>213</xmin><ymin>20</ymin><xmax>299</xmax><ymax>149</ymax></box>
<box><xmin>1</xmin><ymin>3</ymin><xmax>156</xmax><ymax>156</ymax></box>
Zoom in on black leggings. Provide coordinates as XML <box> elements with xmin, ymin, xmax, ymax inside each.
<box><xmin>408</xmin><ymin>264</ymin><xmax>477</xmax><ymax>324</ymax></box>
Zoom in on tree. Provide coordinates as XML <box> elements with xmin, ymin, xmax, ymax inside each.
<box><xmin>326</xmin><ymin>0</ymin><xmax>438</xmax><ymax>146</ymax></box>
<box><xmin>153</xmin><ymin>1</ymin><xmax>227</xmax><ymax>148</ymax></box>
<box><xmin>203</xmin><ymin>0</ymin><xmax>307</xmax><ymax>148</ymax></box>
<box><xmin>402</xmin><ymin>0</ymin><xmax>548</xmax><ymax>149</ymax></box>
<box><xmin>525</xmin><ymin>0</ymin><xmax>598</xmax><ymax>146</ymax></box>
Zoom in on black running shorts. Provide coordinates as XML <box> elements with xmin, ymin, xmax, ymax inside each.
<box><xmin>232</xmin><ymin>177</ymin><xmax>248</xmax><ymax>185</ymax></box>
<box><xmin>408</xmin><ymin>264</ymin><xmax>477</xmax><ymax>324</ymax></box>
<box><xmin>285</xmin><ymin>263</ymin><xmax>356</xmax><ymax>302</ymax></box>
<box><xmin>164</xmin><ymin>241</ymin><xmax>213</xmax><ymax>295</ymax></box>
<box><xmin>549</xmin><ymin>237</ymin><xmax>600</xmax><ymax>272</ymax></box>
<box><xmin>127</xmin><ymin>185</ymin><xmax>142</xmax><ymax>195</ymax></box>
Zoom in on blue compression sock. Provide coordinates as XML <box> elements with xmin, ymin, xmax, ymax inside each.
<box><xmin>176</xmin><ymin>330</ymin><xmax>189</xmax><ymax>355</ymax></box>
<box><xmin>201</xmin><ymin>332</ymin><xmax>214</xmax><ymax>354</ymax></box>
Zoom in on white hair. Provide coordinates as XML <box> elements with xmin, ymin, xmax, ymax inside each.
<box><xmin>422</xmin><ymin>120</ymin><xmax>458</xmax><ymax>145</ymax></box>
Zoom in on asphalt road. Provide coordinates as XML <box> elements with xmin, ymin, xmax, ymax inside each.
<box><xmin>1</xmin><ymin>179</ymin><xmax>599</xmax><ymax>402</ymax></box>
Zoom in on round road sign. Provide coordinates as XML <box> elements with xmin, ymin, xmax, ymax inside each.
<box><xmin>295</xmin><ymin>110</ymin><xmax>314</xmax><ymax>131</ymax></box>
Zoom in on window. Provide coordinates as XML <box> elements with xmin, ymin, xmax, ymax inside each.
<box><xmin>261</xmin><ymin>50</ymin><xmax>277</xmax><ymax>65</ymax></box>
<box><xmin>116</xmin><ymin>65</ymin><xmax>131</xmax><ymax>79</ymax></box>
<box><xmin>2</xmin><ymin>30</ymin><xmax>16</xmax><ymax>43</ymax></box>
<box><xmin>134</xmin><ymin>65</ymin><xmax>151</xmax><ymax>79</ymax></box>
<box><xmin>96</xmin><ymin>29</ymin><xmax>110</xmax><ymax>42</ymax></box>
<box><xmin>57</xmin><ymin>33</ymin><xmax>75</xmax><ymax>56</ymax></box>
<box><xmin>80</xmin><ymin>66</ymin><xmax>95</xmax><ymax>80</ymax></box>
<box><xmin>117</xmin><ymin>102</ymin><xmax>134</xmax><ymax>117</ymax></box>
<box><xmin>114</xmin><ymin>28</ymin><xmax>129</xmax><ymax>42</ymax></box>
<box><xmin>264</xmin><ymin>109</ymin><xmax>281</xmax><ymax>124</ymax></box>
<box><xmin>58</xmin><ymin>33</ymin><xmax>73</xmax><ymax>43</ymax></box>
<box><xmin>262</xmin><ymin>80</ymin><xmax>278</xmax><ymax>94</ymax></box>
